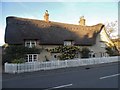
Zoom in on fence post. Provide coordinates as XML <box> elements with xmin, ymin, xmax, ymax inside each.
<box><xmin>65</xmin><ymin>60</ymin><xmax>68</xmax><ymax>67</ymax></box>
<box><xmin>57</xmin><ymin>60</ymin><xmax>59</xmax><ymax>68</ymax></box>
<box><xmin>5</xmin><ymin>62</ymin><xmax>8</xmax><ymax>73</ymax></box>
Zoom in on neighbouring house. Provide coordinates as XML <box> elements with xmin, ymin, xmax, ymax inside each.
<box><xmin>4</xmin><ymin>10</ymin><xmax>114</xmax><ymax>62</ymax></box>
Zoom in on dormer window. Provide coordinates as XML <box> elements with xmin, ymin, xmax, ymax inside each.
<box><xmin>25</xmin><ymin>40</ymin><xmax>37</xmax><ymax>48</ymax></box>
<box><xmin>64</xmin><ymin>40</ymin><xmax>74</xmax><ymax>46</ymax></box>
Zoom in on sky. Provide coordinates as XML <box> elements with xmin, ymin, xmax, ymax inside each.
<box><xmin>0</xmin><ymin>1</ymin><xmax>119</xmax><ymax>46</ymax></box>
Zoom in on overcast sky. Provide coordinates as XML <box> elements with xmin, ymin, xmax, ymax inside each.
<box><xmin>0</xmin><ymin>0</ymin><xmax>119</xmax><ymax>46</ymax></box>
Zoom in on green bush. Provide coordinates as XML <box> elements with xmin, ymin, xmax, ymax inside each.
<box><xmin>105</xmin><ymin>46</ymin><xmax>119</xmax><ymax>56</ymax></box>
<box><xmin>3</xmin><ymin>45</ymin><xmax>41</xmax><ymax>64</ymax></box>
<box><xmin>11</xmin><ymin>58</ymin><xmax>25</xmax><ymax>64</ymax></box>
<box><xmin>49</xmin><ymin>46</ymin><xmax>81</xmax><ymax>60</ymax></box>
<box><xmin>81</xmin><ymin>47</ymin><xmax>90</xmax><ymax>58</ymax></box>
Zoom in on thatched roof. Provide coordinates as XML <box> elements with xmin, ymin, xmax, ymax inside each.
<box><xmin>5</xmin><ymin>16</ymin><xmax>104</xmax><ymax>46</ymax></box>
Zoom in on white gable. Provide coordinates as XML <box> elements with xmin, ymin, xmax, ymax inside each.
<box><xmin>100</xmin><ymin>27</ymin><xmax>114</xmax><ymax>46</ymax></box>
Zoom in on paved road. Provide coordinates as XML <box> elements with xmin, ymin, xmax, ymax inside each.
<box><xmin>2</xmin><ymin>62</ymin><xmax>120</xmax><ymax>89</ymax></box>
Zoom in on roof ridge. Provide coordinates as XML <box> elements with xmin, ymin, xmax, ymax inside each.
<box><xmin>6</xmin><ymin>16</ymin><xmax>104</xmax><ymax>27</ymax></box>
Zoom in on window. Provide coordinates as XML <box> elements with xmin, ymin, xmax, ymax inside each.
<box><xmin>52</xmin><ymin>54</ymin><xmax>58</xmax><ymax>60</ymax></box>
<box><xmin>75</xmin><ymin>53</ymin><xmax>79</xmax><ymax>58</ymax></box>
<box><xmin>25</xmin><ymin>54</ymin><xmax>38</xmax><ymax>62</ymax></box>
<box><xmin>54</xmin><ymin>55</ymin><xmax>57</xmax><ymax>58</ymax></box>
<box><xmin>29</xmin><ymin>55</ymin><xmax>32</xmax><ymax>62</ymax></box>
<box><xmin>100</xmin><ymin>42</ymin><xmax>106</xmax><ymax>48</ymax></box>
<box><xmin>64</xmin><ymin>41</ymin><xmax>74</xmax><ymax>46</ymax></box>
<box><xmin>25</xmin><ymin>40</ymin><xmax>36</xmax><ymax>48</ymax></box>
<box><xmin>100</xmin><ymin>52</ymin><xmax>107</xmax><ymax>57</ymax></box>
<box><xmin>33</xmin><ymin>55</ymin><xmax>38</xmax><ymax>61</ymax></box>
<box><xmin>89</xmin><ymin>51</ymin><xmax>95</xmax><ymax>58</ymax></box>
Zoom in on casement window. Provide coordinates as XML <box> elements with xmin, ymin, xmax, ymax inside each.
<box><xmin>64</xmin><ymin>40</ymin><xmax>74</xmax><ymax>46</ymax></box>
<box><xmin>25</xmin><ymin>54</ymin><xmax>38</xmax><ymax>62</ymax></box>
<box><xmin>100</xmin><ymin>52</ymin><xmax>107</xmax><ymax>57</ymax></box>
<box><xmin>100</xmin><ymin>42</ymin><xmax>106</xmax><ymax>48</ymax></box>
<box><xmin>89</xmin><ymin>51</ymin><xmax>95</xmax><ymax>58</ymax></box>
<box><xmin>25</xmin><ymin>40</ymin><xmax>36</xmax><ymax>48</ymax></box>
<box><xmin>75</xmin><ymin>53</ymin><xmax>79</xmax><ymax>58</ymax></box>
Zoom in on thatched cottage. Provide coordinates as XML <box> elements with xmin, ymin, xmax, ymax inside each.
<box><xmin>5</xmin><ymin>10</ymin><xmax>114</xmax><ymax>62</ymax></box>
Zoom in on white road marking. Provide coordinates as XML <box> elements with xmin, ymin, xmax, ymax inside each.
<box><xmin>100</xmin><ymin>73</ymin><xmax>120</xmax><ymax>79</ymax></box>
<box><xmin>44</xmin><ymin>84</ymin><xmax>73</xmax><ymax>90</ymax></box>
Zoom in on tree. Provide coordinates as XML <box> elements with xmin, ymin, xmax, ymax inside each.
<box><xmin>105</xmin><ymin>21</ymin><xmax>119</xmax><ymax>54</ymax></box>
<box><xmin>105</xmin><ymin>21</ymin><xmax>118</xmax><ymax>39</ymax></box>
<box><xmin>105</xmin><ymin>46</ymin><xmax>119</xmax><ymax>56</ymax></box>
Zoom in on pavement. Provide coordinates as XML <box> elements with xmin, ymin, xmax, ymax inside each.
<box><xmin>2</xmin><ymin>62</ymin><xmax>120</xmax><ymax>89</ymax></box>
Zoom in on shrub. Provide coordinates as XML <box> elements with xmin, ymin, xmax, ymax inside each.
<box><xmin>2</xmin><ymin>45</ymin><xmax>41</xmax><ymax>64</ymax></box>
<box><xmin>11</xmin><ymin>58</ymin><xmax>25</xmax><ymax>64</ymax></box>
<box><xmin>105</xmin><ymin>46</ymin><xmax>119</xmax><ymax>56</ymax></box>
<box><xmin>81</xmin><ymin>47</ymin><xmax>90</xmax><ymax>58</ymax></box>
<box><xmin>49</xmin><ymin>46</ymin><xmax>81</xmax><ymax>60</ymax></box>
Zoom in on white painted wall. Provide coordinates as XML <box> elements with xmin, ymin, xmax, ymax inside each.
<box><xmin>100</xmin><ymin>27</ymin><xmax>114</xmax><ymax>46</ymax></box>
<box><xmin>84</xmin><ymin>27</ymin><xmax>112</xmax><ymax>57</ymax></box>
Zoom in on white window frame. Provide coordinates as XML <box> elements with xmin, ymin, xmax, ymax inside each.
<box><xmin>25</xmin><ymin>54</ymin><xmax>38</xmax><ymax>62</ymax></box>
<box><xmin>25</xmin><ymin>40</ymin><xmax>37</xmax><ymax>48</ymax></box>
<box><xmin>64</xmin><ymin>41</ymin><xmax>73</xmax><ymax>46</ymax></box>
<box><xmin>100</xmin><ymin>42</ymin><xmax>106</xmax><ymax>48</ymax></box>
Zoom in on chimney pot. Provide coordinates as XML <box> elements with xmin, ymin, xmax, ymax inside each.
<box><xmin>79</xmin><ymin>16</ymin><xmax>86</xmax><ymax>26</ymax></box>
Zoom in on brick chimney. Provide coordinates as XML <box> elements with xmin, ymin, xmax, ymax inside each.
<box><xmin>79</xmin><ymin>16</ymin><xmax>86</xmax><ymax>26</ymax></box>
<box><xmin>44</xmin><ymin>10</ymin><xmax>49</xmax><ymax>22</ymax></box>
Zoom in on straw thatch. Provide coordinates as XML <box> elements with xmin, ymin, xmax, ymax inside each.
<box><xmin>5</xmin><ymin>16</ymin><xmax>104</xmax><ymax>46</ymax></box>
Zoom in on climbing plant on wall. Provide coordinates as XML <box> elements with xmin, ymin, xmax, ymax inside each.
<box><xmin>49</xmin><ymin>46</ymin><xmax>81</xmax><ymax>60</ymax></box>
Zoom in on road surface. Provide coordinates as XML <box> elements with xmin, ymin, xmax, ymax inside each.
<box><xmin>2</xmin><ymin>62</ymin><xmax>120</xmax><ymax>89</ymax></box>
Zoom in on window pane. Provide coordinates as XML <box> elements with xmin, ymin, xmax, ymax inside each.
<box><xmin>33</xmin><ymin>55</ymin><xmax>37</xmax><ymax>61</ymax></box>
<box><xmin>25</xmin><ymin>40</ymin><xmax>36</xmax><ymax>48</ymax></box>
<box><xmin>64</xmin><ymin>41</ymin><xmax>72</xmax><ymax>46</ymax></box>
<box><xmin>27</xmin><ymin>43</ymin><xmax>30</xmax><ymax>47</ymax></box>
<box><xmin>101</xmin><ymin>42</ymin><xmax>105</xmax><ymax>47</ymax></box>
<box><xmin>25</xmin><ymin>41</ymin><xmax>30</xmax><ymax>47</ymax></box>
<box><xmin>32</xmin><ymin>43</ymin><xmax>35</xmax><ymax>47</ymax></box>
<box><xmin>25</xmin><ymin>55</ymin><xmax>28</xmax><ymax>62</ymax></box>
<box><xmin>34</xmin><ymin>55</ymin><xmax>37</xmax><ymax>59</ymax></box>
<box><xmin>54</xmin><ymin>55</ymin><xmax>57</xmax><ymax>58</ymax></box>
<box><xmin>29</xmin><ymin>55</ymin><xmax>32</xmax><ymax>62</ymax></box>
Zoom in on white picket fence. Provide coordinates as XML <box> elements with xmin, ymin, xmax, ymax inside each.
<box><xmin>5</xmin><ymin>56</ymin><xmax>119</xmax><ymax>73</ymax></box>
